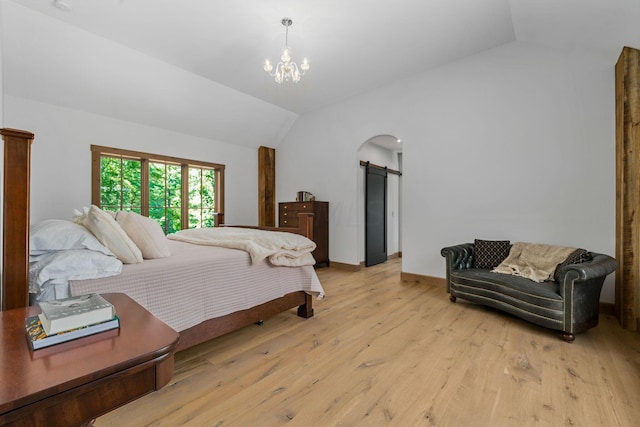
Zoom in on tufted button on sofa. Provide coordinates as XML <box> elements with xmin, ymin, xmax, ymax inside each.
<box><xmin>441</xmin><ymin>243</ymin><xmax>617</xmax><ymax>342</ymax></box>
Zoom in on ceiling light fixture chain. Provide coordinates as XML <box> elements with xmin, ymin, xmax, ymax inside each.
<box><xmin>264</xmin><ymin>17</ymin><xmax>309</xmax><ymax>84</ymax></box>
<box><xmin>283</xmin><ymin>17</ymin><xmax>291</xmax><ymax>46</ymax></box>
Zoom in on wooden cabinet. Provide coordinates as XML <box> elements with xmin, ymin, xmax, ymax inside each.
<box><xmin>279</xmin><ymin>201</ymin><xmax>329</xmax><ymax>266</ymax></box>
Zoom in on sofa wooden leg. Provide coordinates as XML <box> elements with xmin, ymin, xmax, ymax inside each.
<box><xmin>561</xmin><ymin>333</ymin><xmax>575</xmax><ymax>343</ymax></box>
<box><xmin>449</xmin><ymin>295</ymin><xmax>457</xmax><ymax>302</ymax></box>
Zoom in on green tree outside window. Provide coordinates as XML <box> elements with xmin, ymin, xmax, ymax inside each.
<box><xmin>93</xmin><ymin>146</ymin><xmax>224</xmax><ymax>233</ymax></box>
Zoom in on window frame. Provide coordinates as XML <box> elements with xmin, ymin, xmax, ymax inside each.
<box><xmin>91</xmin><ymin>145</ymin><xmax>225</xmax><ymax>229</ymax></box>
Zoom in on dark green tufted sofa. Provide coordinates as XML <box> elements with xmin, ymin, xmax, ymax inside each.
<box><xmin>441</xmin><ymin>243</ymin><xmax>617</xmax><ymax>342</ymax></box>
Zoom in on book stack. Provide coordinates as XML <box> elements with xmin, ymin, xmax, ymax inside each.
<box><xmin>26</xmin><ymin>293</ymin><xmax>119</xmax><ymax>350</ymax></box>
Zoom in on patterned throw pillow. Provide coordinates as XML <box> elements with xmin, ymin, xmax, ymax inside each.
<box><xmin>553</xmin><ymin>249</ymin><xmax>591</xmax><ymax>282</ymax></box>
<box><xmin>474</xmin><ymin>239</ymin><xmax>511</xmax><ymax>269</ymax></box>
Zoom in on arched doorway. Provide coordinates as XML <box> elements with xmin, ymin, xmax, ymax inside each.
<box><xmin>357</xmin><ymin>135</ymin><xmax>402</xmax><ymax>267</ymax></box>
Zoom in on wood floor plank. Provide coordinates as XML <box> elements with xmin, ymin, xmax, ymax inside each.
<box><xmin>95</xmin><ymin>258</ymin><xmax>640</xmax><ymax>426</ymax></box>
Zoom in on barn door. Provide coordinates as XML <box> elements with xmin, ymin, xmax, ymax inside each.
<box><xmin>365</xmin><ymin>163</ymin><xmax>387</xmax><ymax>267</ymax></box>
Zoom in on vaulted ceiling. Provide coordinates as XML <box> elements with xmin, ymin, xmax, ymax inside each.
<box><xmin>3</xmin><ymin>0</ymin><xmax>640</xmax><ymax>146</ymax></box>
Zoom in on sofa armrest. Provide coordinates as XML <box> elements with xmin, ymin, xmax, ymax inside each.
<box><xmin>441</xmin><ymin>243</ymin><xmax>475</xmax><ymax>293</ymax></box>
<box><xmin>557</xmin><ymin>253</ymin><xmax>617</xmax><ymax>284</ymax></box>
<box><xmin>558</xmin><ymin>253</ymin><xmax>616</xmax><ymax>334</ymax></box>
<box><xmin>441</xmin><ymin>243</ymin><xmax>475</xmax><ymax>270</ymax></box>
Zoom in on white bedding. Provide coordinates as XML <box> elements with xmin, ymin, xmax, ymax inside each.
<box><xmin>168</xmin><ymin>227</ymin><xmax>316</xmax><ymax>267</ymax></box>
<box><xmin>69</xmin><ymin>240</ymin><xmax>325</xmax><ymax>332</ymax></box>
<box><xmin>29</xmin><ymin>219</ymin><xmax>123</xmax><ymax>301</ymax></box>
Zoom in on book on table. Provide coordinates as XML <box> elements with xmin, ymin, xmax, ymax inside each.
<box><xmin>26</xmin><ymin>315</ymin><xmax>120</xmax><ymax>350</ymax></box>
<box><xmin>37</xmin><ymin>293</ymin><xmax>116</xmax><ymax>336</ymax></box>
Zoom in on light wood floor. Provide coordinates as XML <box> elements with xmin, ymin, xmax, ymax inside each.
<box><xmin>96</xmin><ymin>258</ymin><xmax>640</xmax><ymax>426</ymax></box>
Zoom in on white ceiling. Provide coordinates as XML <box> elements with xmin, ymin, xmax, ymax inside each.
<box><xmin>16</xmin><ymin>0</ymin><xmax>514</xmax><ymax>113</ymax></box>
<box><xmin>4</xmin><ymin>0</ymin><xmax>640</xmax><ymax>144</ymax></box>
<box><xmin>6</xmin><ymin>0</ymin><xmax>516</xmax><ymax>115</ymax></box>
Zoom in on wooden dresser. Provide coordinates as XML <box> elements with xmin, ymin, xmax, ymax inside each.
<box><xmin>279</xmin><ymin>201</ymin><xmax>329</xmax><ymax>266</ymax></box>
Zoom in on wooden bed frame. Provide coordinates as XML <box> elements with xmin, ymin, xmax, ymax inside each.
<box><xmin>1</xmin><ymin>128</ymin><xmax>315</xmax><ymax>352</ymax></box>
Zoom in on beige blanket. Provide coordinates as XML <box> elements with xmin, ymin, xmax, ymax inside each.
<box><xmin>492</xmin><ymin>242</ymin><xmax>576</xmax><ymax>283</ymax></box>
<box><xmin>168</xmin><ymin>227</ymin><xmax>316</xmax><ymax>267</ymax></box>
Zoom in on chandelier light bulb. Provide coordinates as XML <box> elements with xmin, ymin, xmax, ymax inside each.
<box><xmin>264</xmin><ymin>17</ymin><xmax>309</xmax><ymax>84</ymax></box>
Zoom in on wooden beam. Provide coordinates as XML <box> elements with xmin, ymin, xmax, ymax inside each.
<box><xmin>615</xmin><ymin>46</ymin><xmax>640</xmax><ymax>331</ymax></box>
<box><xmin>258</xmin><ymin>146</ymin><xmax>276</xmax><ymax>226</ymax></box>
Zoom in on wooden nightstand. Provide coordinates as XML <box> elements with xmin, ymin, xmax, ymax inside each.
<box><xmin>0</xmin><ymin>293</ymin><xmax>179</xmax><ymax>426</ymax></box>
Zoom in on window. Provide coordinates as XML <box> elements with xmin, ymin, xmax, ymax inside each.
<box><xmin>91</xmin><ymin>145</ymin><xmax>224</xmax><ymax>233</ymax></box>
<box><xmin>188</xmin><ymin>166</ymin><xmax>218</xmax><ymax>228</ymax></box>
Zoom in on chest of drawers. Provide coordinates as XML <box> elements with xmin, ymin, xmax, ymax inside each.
<box><xmin>279</xmin><ymin>201</ymin><xmax>329</xmax><ymax>266</ymax></box>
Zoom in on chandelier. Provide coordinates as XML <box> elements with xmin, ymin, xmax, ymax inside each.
<box><xmin>263</xmin><ymin>18</ymin><xmax>309</xmax><ymax>83</ymax></box>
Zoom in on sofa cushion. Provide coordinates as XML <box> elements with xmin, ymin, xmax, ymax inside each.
<box><xmin>473</xmin><ymin>239</ymin><xmax>510</xmax><ymax>269</ymax></box>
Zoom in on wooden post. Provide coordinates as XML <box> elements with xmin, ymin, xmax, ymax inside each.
<box><xmin>258</xmin><ymin>146</ymin><xmax>276</xmax><ymax>227</ymax></box>
<box><xmin>214</xmin><ymin>212</ymin><xmax>225</xmax><ymax>227</ymax></box>
<box><xmin>1</xmin><ymin>128</ymin><xmax>34</xmax><ymax>310</ymax></box>
<box><xmin>615</xmin><ymin>47</ymin><xmax>640</xmax><ymax>331</ymax></box>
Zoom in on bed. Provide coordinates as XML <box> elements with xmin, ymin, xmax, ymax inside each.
<box><xmin>1</xmin><ymin>128</ymin><xmax>324</xmax><ymax>351</ymax></box>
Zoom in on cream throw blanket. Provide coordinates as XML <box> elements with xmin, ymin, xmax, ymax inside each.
<box><xmin>167</xmin><ymin>227</ymin><xmax>317</xmax><ymax>267</ymax></box>
<box><xmin>492</xmin><ymin>242</ymin><xmax>576</xmax><ymax>283</ymax></box>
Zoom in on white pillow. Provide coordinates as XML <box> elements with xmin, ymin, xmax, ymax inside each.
<box><xmin>115</xmin><ymin>211</ymin><xmax>171</xmax><ymax>259</ymax></box>
<box><xmin>30</xmin><ymin>219</ymin><xmax>113</xmax><ymax>256</ymax></box>
<box><xmin>74</xmin><ymin>205</ymin><xmax>143</xmax><ymax>264</ymax></box>
<box><xmin>29</xmin><ymin>249</ymin><xmax>123</xmax><ymax>294</ymax></box>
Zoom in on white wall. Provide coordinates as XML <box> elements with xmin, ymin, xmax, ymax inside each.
<box><xmin>277</xmin><ymin>41</ymin><xmax>617</xmax><ymax>302</ymax></box>
<box><xmin>5</xmin><ymin>95</ymin><xmax>259</xmax><ymax>226</ymax></box>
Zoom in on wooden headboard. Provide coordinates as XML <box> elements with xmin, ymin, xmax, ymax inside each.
<box><xmin>1</xmin><ymin>128</ymin><xmax>34</xmax><ymax>311</ymax></box>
